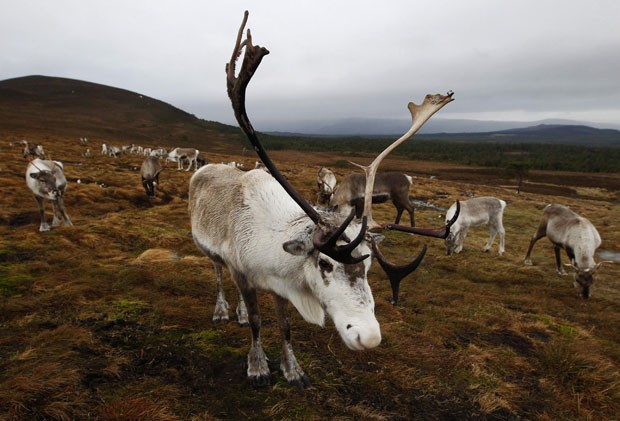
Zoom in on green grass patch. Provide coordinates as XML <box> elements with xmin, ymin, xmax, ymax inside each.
<box><xmin>0</xmin><ymin>265</ymin><xmax>34</xmax><ymax>297</ymax></box>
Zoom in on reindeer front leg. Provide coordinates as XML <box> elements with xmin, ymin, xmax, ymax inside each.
<box><xmin>34</xmin><ymin>195</ymin><xmax>50</xmax><ymax>232</ymax></box>
<box><xmin>273</xmin><ymin>293</ymin><xmax>310</xmax><ymax>390</ymax></box>
<box><xmin>53</xmin><ymin>197</ymin><xmax>73</xmax><ymax>227</ymax></box>
<box><xmin>232</xmin><ymin>271</ymin><xmax>270</xmax><ymax>386</ymax></box>
<box><xmin>58</xmin><ymin>197</ymin><xmax>72</xmax><ymax>226</ymax></box>
<box><xmin>555</xmin><ymin>245</ymin><xmax>568</xmax><ymax>275</ymax></box>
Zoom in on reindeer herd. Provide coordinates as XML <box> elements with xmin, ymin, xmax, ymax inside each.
<box><xmin>8</xmin><ymin>11</ymin><xmax>613</xmax><ymax>390</ymax></box>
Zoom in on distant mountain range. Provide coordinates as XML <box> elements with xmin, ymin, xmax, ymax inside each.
<box><xmin>258</xmin><ymin>117</ymin><xmax>620</xmax><ymax>137</ymax></box>
<box><xmin>1</xmin><ymin>75</ymin><xmax>619</xmax><ymax>149</ymax></box>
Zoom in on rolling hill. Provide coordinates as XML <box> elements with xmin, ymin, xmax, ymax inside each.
<box><xmin>2</xmin><ymin>75</ymin><xmax>619</xmax><ymax>151</ymax></box>
<box><xmin>0</xmin><ymin>75</ymin><xmax>245</xmax><ymax>152</ymax></box>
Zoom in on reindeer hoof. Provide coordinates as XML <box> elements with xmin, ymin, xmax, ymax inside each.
<box><xmin>249</xmin><ymin>373</ymin><xmax>271</xmax><ymax>387</ymax></box>
<box><xmin>212</xmin><ymin>315</ymin><xmax>229</xmax><ymax>324</ymax></box>
<box><xmin>289</xmin><ymin>374</ymin><xmax>311</xmax><ymax>391</ymax></box>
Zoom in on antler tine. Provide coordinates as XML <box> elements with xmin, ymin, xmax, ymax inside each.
<box><xmin>313</xmin><ymin>213</ymin><xmax>369</xmax><ymax>264</ymax></box>
<box><xmin>226</xmin><ymin>11</ymin><xmax>367</xmax><ymax>265</ymax></box>
<box><xmin>352</xmin><ymin>92</ymin><xmax>455</xmax><ymax>231</ymax></box>
<box><xmin>383</xmin><ymin>200</ymin><xmax>461</xmax><ymax>239</ymax></box>
<box><xmin>226</xmin><ymin>11</ymin><xmax>321</xmax><ymax>225</ymax></box>
<box><xmin>371</xmin><ymin>239</ymin><xmax>427</xmax><ymax>305</ymax></box>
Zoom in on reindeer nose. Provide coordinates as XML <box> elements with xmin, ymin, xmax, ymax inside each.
<box><xmin>347</xmin><ymin>322</ymin><xmax>381</xmax><ymax>350</ymax></box>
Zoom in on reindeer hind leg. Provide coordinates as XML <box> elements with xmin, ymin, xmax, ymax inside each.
<box><xmin>212</xmin><ymin>262</ymin><xmax>230</xmax><ymax>323</ymax></box>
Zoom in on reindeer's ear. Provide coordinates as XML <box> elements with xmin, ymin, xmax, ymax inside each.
<box><xmin>283</xmin><ymin>231</ymin><xmax>314</xmax><ymax>256</ymax></box>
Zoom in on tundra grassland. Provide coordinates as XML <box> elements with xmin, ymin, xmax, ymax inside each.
<box><xmin>1</xmin><ymin>135</ymin><xmax>620</xmax><ymax>420</ymax></box>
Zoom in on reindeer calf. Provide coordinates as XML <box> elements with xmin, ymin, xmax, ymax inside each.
<box><xmin>524</xmin><ymin>204</ymin><xmax>608</xmax><ymax>298</ymax></box>
<box><xmin>445</xmin><ymin>196</ymin><xmax>506</xmax><ymax>256</ymax></box>
<box><xmin>26</xmin><ymin>159</ymin><xmax>73</xmax><ymax>232</ymax></box>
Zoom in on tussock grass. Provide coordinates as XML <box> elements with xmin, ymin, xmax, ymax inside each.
<box><xmin>1</xmin><ymin>135</ymin><xmax>619</xmax><ymax>419</ymax></box>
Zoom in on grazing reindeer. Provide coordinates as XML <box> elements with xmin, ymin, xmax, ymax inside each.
<box><xmin>330</xmin><ymin>172</ymin><xmax>416</xmax><ymax>226</ymax></box>
<box><xmin>12</xmin><ymin>140</ymin><xmax>45</xmax><ymax>159</ymax></box>
<box><xmin>108</xmin><ymin>145</ymin><xmax>122</xmax><ymax>158</ymax></box>
<box><xmin>26</xmin><ymin>159</ymin><xmax>73</xmax><ymax>232</ymax></box>
<box><xmin>189</xmin><ymin>11</ymin><xmax>456</xmax><ymax>389</ymax></box>
<box><xmin>140</xmin><ymin>156</ymin><xmax>163</xmax><ymax>197</ymax></box>
<box><xmin>524</xmin><ymin>204</ymin><xmax>610</xmax><ymax>298</ymax></box>
<box><xmin>445</xmin><ymin>196</ymin><xmax>506</xmax><ymax>256</ymax></box>
<box><xmin>316</xmin><ymin>167</ymin><xmax>337</xmax><ymax>205</ymax></box>
<box><xmin>167</xmin><ymin>147</ymin><xmax>200</xmax><ymax>171</ymax></box>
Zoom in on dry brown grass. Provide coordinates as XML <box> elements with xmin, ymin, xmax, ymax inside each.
<box><xmin>1</xmin><ymin>134</ymin><xmax>619</xmax><ymax>420</ymax></box>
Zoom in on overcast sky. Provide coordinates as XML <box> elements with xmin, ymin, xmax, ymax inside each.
<box><xmin>2</xmin><ymin>0</ymin><xmax>619</xmax><ymax>128</ymax></box>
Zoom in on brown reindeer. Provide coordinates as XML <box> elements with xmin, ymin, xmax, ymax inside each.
<box><xmin>330</xmin><ymin>171</ymin><xmax>416</xmax><ymax>226</ymax></box>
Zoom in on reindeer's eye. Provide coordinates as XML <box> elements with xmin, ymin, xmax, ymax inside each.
<box><xmin>318</xmin><ymin>259</ymin><xmax>333</xmax><ymax>273</ymax></box>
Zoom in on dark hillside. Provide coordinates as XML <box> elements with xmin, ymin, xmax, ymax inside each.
<box><xmin>0</xmin><ymin>75</ymin><xmax>245</xmax><ymax>152</ymax></box>
<box><xmin>425</xmin><ymin>124</ymin><xmax>620</xmax><ymax>146</ymax></box>
<box><xmin>497</xmin><ymin>124</ymin><xmax>619</xmax><ymax>136</ymax></box>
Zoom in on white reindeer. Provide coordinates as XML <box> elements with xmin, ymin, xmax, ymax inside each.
<box><xmin>108</xmin><ymin>146</ymin><xmax>122</xmax><ymax>158</ymax></box>
<box><xmin>26</xmin><ymin>159</ymin><xmax>73</xmax><ymax>232</ymax></box>
<box><xmin>524</xmin><ymin>204</ymin><xmax>610</xmax><ymax>298</ymax></box>
<box><xmin>316</xmin><ymin>167</ymin><xmax>337</xmax><ymax>205</ymax></box>
<box><xmin>444</xmin><ymin>196</ymin><xmax>506</xmax><ymax>256</ymax></box>
<box><xmin>167</xmin><ymin>147</ymin><xmax>199</xmax><ymax>171</ymax></box>
<box><xmin>188</xmin><ymin>12</ymin><xmax>456</xmax><ymax>389</ymax></box>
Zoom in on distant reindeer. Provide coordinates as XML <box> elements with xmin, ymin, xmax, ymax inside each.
<box><xmin>26</xmin><ymin>159</ymin><xmax>73</xmax><ymax>232</ymax></box>
<box><xmin>316</xmin><ymin>167</ymin><xmax>337</xmax><ymax>205</ymax></box>
<box><xmin>330</xmin><ymin>172</ymin><xmax>416</xmax><ymax>226</ymax></box>
<box><xmin>12</xmin><ymin>140</ymin><xmax>45</xmax><ymax>159</ymax></box>
<box><xmin>524</xmin><ymin>204</ymin><xmax>611</xmax><ymax>298</ymax></box>
<box><xmin>140</xmin><ymin>156</ymin><xmax>163</xmax><ymax>197</ymax></box>
<box><xmin>444</xmin><ymin>196</ymin><xmax>506</xmax><ymax>256</ymax></box>
<box><xmin>167</xmin><ymin>147</ymin><xmax>200</xmax><ymax>171</ymax></box>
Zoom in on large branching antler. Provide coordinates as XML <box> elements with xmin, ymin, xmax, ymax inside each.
<box><xmin>350</xmin><ymin>94</ymin><xmax>456</xmax><ymax>303</ymax></box>
<box><xmin>226</xmin><ymin>11</ymin><xmax>367</xmax><ymax>264</ymax></box>
<box><xmin>352</xmin><ymin>93</ymin><xmax>454</xmax><ymax>231</ymax></box>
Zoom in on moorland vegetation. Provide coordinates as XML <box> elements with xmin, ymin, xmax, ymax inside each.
<box><xmin>1</xmin><ymin>76</ymin><xmax>619</xmax><ymax>419</ymax></box>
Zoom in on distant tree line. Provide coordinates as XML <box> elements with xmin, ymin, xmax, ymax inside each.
<box><xmin>258</xmin><ymin>134</ymin><xmax>620</xmax><ymax>173</ymax></box>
